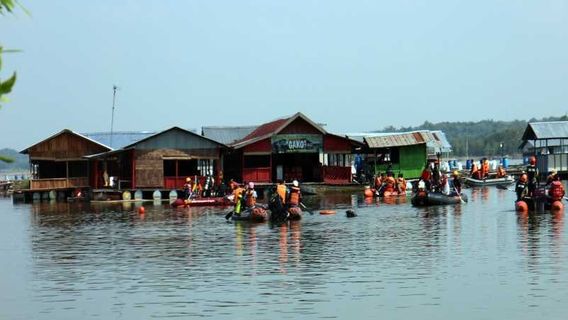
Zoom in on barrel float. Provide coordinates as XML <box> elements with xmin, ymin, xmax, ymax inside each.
<box><xmin>515</xmin><ymin>200</ymin><xmax>528</xmax><ymax>212</ymax></box>
<box><xmin>320</xmin><ymin>210</ymin><xmax>336</xmax><ymax>215</ymax></box>
<box><xmin>250</xmin><ymin>207</ymin><xmax>268</xmax><ymax>222</ymax></box>
<box><xmin>551</xmin><ymin>200</ymin><xmax>564</xmax><ymax>212</ymax></box>
<box><xmin>364</xmin><ymin>188</ymin><xmax>374</xmax><ymax>198</ymax></box>
<box><xmin>288</xmin><ymin>207</ymin><xmax>303</xmax><ymax>220</ymax></box>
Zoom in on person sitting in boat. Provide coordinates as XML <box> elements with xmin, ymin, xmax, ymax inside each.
<box><xmin>526</xmin><ymin>156</ymin><xmax>539</xmax><ymax>197</ymax></box>
<box><xmin>481</xmin><ymin>159</ymin><xmax>490</xmax><ymax>179</ymax></box>
<box><xmin>396</xmin><ymin>173</ymin><xmax>407</xmax><ymax>194</ymax></box>
<box><xmin>546</xmin><ymin>170</ymin><xmax>558</xmax><ymax>186</ymax></box>
<box><xmin>420</xmin><ymin>164</ymin><xmax>432</xmax><ymax>191</ymax></box>
<box><xmin>244</xmin><ymin>182</ymin><xmax>258</xmax><ymax>209</ymax></box>
<box><xmin>496</xmin><ymin>166</ymin><xmax>507</xmax><ymax>178</ymax></box>
<box><xmin>432</xmin><ymin>161</ymin><xmax>441</xmax><ymax>191</ymax></box>
<box><xmin>231</xmin><ymin>181</ymin><xmax>245</xmax><ymax>216</ymax></box>
<box><xmin>183</xmin><ymin>177</ymin><xmax>193</xmax><ymax>200</ymax></box>
<box><xmin>288</xmin><ymin>180</ymin><xmax>302</xmax><ymax>207</ymax></box>
<box><xmin>515</xmin><ymin>172</ymin><xmax>528</xmax><ymax>201</ymax></box>
<box><xmin>451</xmin><ymin>170</ymin><xmax>462</xmax><ymax>195</ymax></box>
<box><xmin>440</xmin><ymin>173</ymin><xmax>450</xmax><ymax>195</ymax></box>
<box><xmin>470</xmin><ymin>162</ymin><xmax>481</xmax><ymax>180</ymax></box>
<box><xmin>548</xmin><ymin>177</ymin><xmax>565</xmax><ymax>202</ymax></box>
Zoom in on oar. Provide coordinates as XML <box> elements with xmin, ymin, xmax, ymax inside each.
<box><xmin>225</xmin><ymin>209</ymin><xmax>234</xmax><ymax>220</ymax></box>
<box><xmin>496</xmin><ymin>184</ymin><xmax>513</xmax><ymax>191</ymax></box>
<box><xmin>454</xmin><ymin>186</ymin><xmax>466</xmax><ymax>204</ymax></box>
<box><xmin>300</xmin><ymin>202</ymin><xmax>314</xmax><ymax>215</ymax></box>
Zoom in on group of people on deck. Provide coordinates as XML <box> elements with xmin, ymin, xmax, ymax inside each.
<box><xmin>515</xmin><ymin>156</ymin><xmax>565</xmax><ymax>202</ymax></box>
<box><xmin>182</xmin><ymin>172</ymin><xmax>222</xmax><ymax>200</ymax></box>
<box><xmin>228</xmin><ymin>178</ymin><xmax>302</xmax><ymax>217</ymax></box>
<box><xmin>372</xmin><ymin>171</ymin><xmax>407</xmax><ymax>196</ymax></box>
<box><xmin>470</xmin><ymin>158</ymin><xmax>507</xmax><ymax>180</ymax></box>
<box><xmin>418</xmin><ymin>161</ymin><xmax>462</xmax><ymax>196</ymax></box>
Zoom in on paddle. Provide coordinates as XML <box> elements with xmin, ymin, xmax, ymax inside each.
<box><xmin>300</xmin><ymin>202</ymin><xmax>314</xmax><ymax>215</ymax></box>
<box><xmin>496</xmin><ymin>184</ymin><xmax>513</xmax><ymax>191</ymax></box>
<box><xmin>225</xmin><ymin>209</ymin><xmax>234</xmax><ymax>220</ymax></box>
<box><xmin>454</xmin><ymin>186</ymin><xmax>466</xmax><ymax>204</ymax></box>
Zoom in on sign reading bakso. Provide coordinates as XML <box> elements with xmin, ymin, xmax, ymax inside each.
<box><xmin>271</xmin><ymin>134</ymin><xmax>322</xmax><ymax>153</ymax></box>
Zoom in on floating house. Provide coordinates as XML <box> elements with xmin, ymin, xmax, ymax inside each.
<box><xmin>20</xmin><ymin>129</ymin><xmax>111</xmax><ymax>192</ymax></box>
<box><xmin>520</xmin><ymin>121</ymin><xmax>568</xmax><ymax>176</ymax></box>
<box><xmin>87</xmin><ymin>126</ymin><xmax>227</xmax><ymax>190</ymax></box>
<box><xmin>220</xmin><ymin>113</ymin><xmax>359</xmax><ymax>184</ymax></box>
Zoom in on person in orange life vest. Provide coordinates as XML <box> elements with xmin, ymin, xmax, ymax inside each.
<box><xmin>373</xmin><ymin>173</ymin><xmax>383</xmax><ymax>191</ymax></box>
<box><xmin>383</xmin><ymin>172</ymin><xmax>396</xmax><ymax>194</ymax></box>
<box><xmin>420</xmin><ymin>164</ymin><xmax>432</xmax><ymax>191</ymax></box>
<box><xmin>479</xmin><ymin>159</ymin><xmax>490</xmax><ymax>179</ymax></box>
<box><xmin>546</xmin><ymin>170</ymin><xmax>558</xmax><ymax>186</ymax></box>
<box><xmin>231</xmin><ymin>181</ymin><xmax>245</xmax><ymax>214</ymax></box>
<box><xmin>183</xmin><ymin>177</ymin><xmax>193</xmax><ymax>200</ymax></box>
<box><xmin>496</xmin><ymin>165</ymin><xmax>506</xmax><ymax>178</ymax></box>
<box><xmin>526</xmin><ymin>156</ymin><xmax>539</xmax><ymax>197</ymax></box>
<box><xmin>470</xmin><ymin>162</ymin><xmax>480</xmax><ymax>180</ymax></box>
<box><xmin>548</xmin><ymin>176</ymin><xmax>565</xmax><ymax>202</ymax></box>
<box><xmin>288</xmin><ymin>180</ymin><xmax>302</xmax><ymax>207</ymax></box>
<box><xmin>451</xmin><ymin>171</ymin><xmax>462</xmax><ymax>195</ymax></box>
<box><xmin>244</xmin><ymin>181</ymin><xmax>258</xmax><ymax>209</ymax></box>
<box><xmin>396</xmin><ymin>173</ymin><xmax>407</xmax><ymax>194</ymax></box>
<box><xmin>276</xmin><ymin>179</ymin><xmax>289</xmax><ymax>205</ymax></box>
<box><xmin>515</xmin><ymin>171</ymin><xmax>528</xmax><ymax>201</ymax></box>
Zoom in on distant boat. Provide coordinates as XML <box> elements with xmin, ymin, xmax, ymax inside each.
<box><xmin>464</xmin><ymin>175</ymin><xmax>514</xmax><ymax>187</ymax></box>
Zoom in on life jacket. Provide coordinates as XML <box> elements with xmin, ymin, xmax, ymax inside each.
<box><xmin>289</xmin><ymin>186</ymin><xmax>301</xmax><ymax>206</ymax></box>
<box><xmin>277</xmin><ymin>184</ymin><xmax>287</xmax><ymax>204</ymax></box>
<box><xmin>527</xmin><ymin>165</ymin><xmax>538</xmax><ymax>183</ymax></box>
<box><xmin>397</xmin><ymin>178</ymin><xmax>407</xmax><ymax>192</ymax></box>
<box><xmin>374</xmin><ymin>176</ymin><xmax>382</xmax><ymax>188</ymax></box>
<box><xmin>421</xmin><ymin>169</ymin><xmax>431</xmax><ymax>181</ymax></box>
<box><xmin>245</xmin><ymin>189</ymin><xmax>256</xmax><ymax>207</ymax></box>
<box><xmin>471</xmin><ymin>163</ymin><xmax>478</xmax><ymax>174</ymax></box>
<box><xmin>497</xmin><ymin>167</ymin><xmax>506</xmax><ymax>178</ymax></box>
<box><xmin>384</xmin><ymin>177</ymin><xmax>396</xmax><ymax>192</ymax></box>
<box><xmin>482</xmin><ymin>162</ymin><xmax>490</xmax><ymax>177</ymax></box>
<box><xmin>549</xmin><ymin>181</ymin><xmax>565</xmax><ymax>201</ymax></box>
<box><xmin>233</xmin><ymin>187</ymin><xmax>244</xmax><ymax>213</ymax></box>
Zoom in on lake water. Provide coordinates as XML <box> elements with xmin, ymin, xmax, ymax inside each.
<box><xmin>1</xmin><ymin>187</ymin><xmax>567</xmax><ymax>319</ymax></box>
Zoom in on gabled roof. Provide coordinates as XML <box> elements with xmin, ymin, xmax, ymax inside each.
<box><xmin>20</xmin><ymin>129</ymin><xmax>112</xmax><ymax>154</ymax></box>
<box><xmin>83</xmin><ymin>131</ymin><xmax>156</xmax><ymax>150</ymax></box>
<box><xmin>521</xmin><ymin>121</ymin><xmax>568</xmax><ymax>141</ymax></box>
<box><xmin>201</xmin><ymin>125</ymin><xmax>257</xmax><ymax>145</ymax></box>
<box><xmin>364</xmin><ymin>132</ymin><xmax>427</xmax><ymax>148</ymax></box>
<box><xmin>231</xmin><ymin>112</ymin><xmax>327</xmax><ymax>149</ymax></box>
<box><xmin>122</xmin><ymin>126</ymin><xmax>227</xmax><ymax>149</ymax></box>
<box><xmin>349</xmin><ymin>130</ymin><xmax>452</xmax><ymax>152</ymax></box>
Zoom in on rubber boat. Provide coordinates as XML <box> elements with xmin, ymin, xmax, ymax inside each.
<box><xmin>411</xmin><ymin>191</ymin><xmax>468</xmax><ymax>207</ymax></box>
<box><xmin>171</xmin><ymin>197</ymin><xmax>230</xmax><ymax>208</ymax></box>
<box><xmin>464</xmin><ymin>175</ymin><xmax>514</xmax><ymax>187</ymax></box>
<box><xmin>230</xmin><ymin>206</ymin><xmax>268</xmax><ymax>222</ymax></box>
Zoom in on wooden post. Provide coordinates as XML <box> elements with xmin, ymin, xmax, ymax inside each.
<box><xmin>131</xmin><ymin>149</ymin><xmax>136</xmax><ymax>189</ymax></box>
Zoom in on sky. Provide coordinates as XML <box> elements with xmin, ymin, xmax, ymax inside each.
<box><xmin>1</xmin><ymin>0</ymin><xmax>567</xmax><ymax>149</ymax></box>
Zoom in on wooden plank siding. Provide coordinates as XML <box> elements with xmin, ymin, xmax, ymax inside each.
<box><xmin>26</xmin><ymin>131</ymin><xmax>109</xmax><ymax>160</ymax></box>
<box><xmin>30</xmin><ymin>177</ymin><xmax>89</xmax><ymax>190</ymax></box>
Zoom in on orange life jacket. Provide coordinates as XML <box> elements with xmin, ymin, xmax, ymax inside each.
<box><xmin>245</xmin><ymin>189</ymin><xmax>256</xmax><ymax>207</ymax></box>
<box><xmin>497</xmin><ymin>167</ymin><xmax>506</xmax><ymax>178</ymax></box>
<box><xmin>549</xmin><ymin>181</ymin><xmax>565</xmax><ymax>201</ymax></box>
<box><xmin>233</xmin><ymin>187</ymin><xmax>244</xmax><ymax>202</ymax></box>
<box><xmin>482</xmin><ymin>162</ymin><xmax>490</xmax><ymax>177</ymax></box>
<box><xmin>471</xmin><ymin>164</ymin><xmax>478</xmax><ymax>174</ymax></box>
<box><xmin>384</xmin><ymin>177</ymin><xmax>396</xmax><ymax>192</ymax></box>
<box><xmin>421</xmin><ymin>169</ymin><xmax>431</xmax><ymax>181</ymax></box>
<box><xmin>277</xmin><ymin>184</ymin><xmax>287</xmax><ymax>204</ymax></box>
<box><xmin>397</xmin><ymin>178</ymin><xmax>407</xmax><ymax>192</ymax></box>
<box><xmin>289</xmin><ymin>186</ymin><xmax>301</xmax><ymax>206</ymax></box>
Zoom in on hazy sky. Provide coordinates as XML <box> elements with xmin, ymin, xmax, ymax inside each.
<box><xmin>1</xmin><ymin>0</ymin><xmax>567</xmax><ymax>149</ymax></box>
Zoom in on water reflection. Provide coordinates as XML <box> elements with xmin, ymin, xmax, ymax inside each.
<box><xmin>2</xmin><ymin>187</ymin><xmax>568</xmax><ymax>319</ymax></box>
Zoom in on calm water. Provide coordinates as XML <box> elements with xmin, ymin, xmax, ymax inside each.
<box><xmin>1</xmin><ymin>188</ymin><xmax>567</xmax><ymax>319</ymax></box>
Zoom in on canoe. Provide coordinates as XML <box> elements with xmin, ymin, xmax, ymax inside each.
<box><xmin>231</xmin><ymin>207</ymin><xmax>268</xmax><ymax>222</ymax></box>
<box><xmin>464</xmin><ymin>176</ymin><xmax>514</xmax><ymax>187</ymax></box>
<box><xmin>411</xmin><ymin>191</ymin><xmax>468</xmax><ymax>207</ymax></box>
<box><xmin>171</xmin><ymin>197</ymin><xmax>230</xmax><ymax>208</ymax></box>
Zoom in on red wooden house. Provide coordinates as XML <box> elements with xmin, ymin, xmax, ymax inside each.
<box><xmin>225</xmin><ymin>112</ymin><xmax>358</xmax><ymax>184</ymax></box>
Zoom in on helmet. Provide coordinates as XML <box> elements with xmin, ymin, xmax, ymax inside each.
<box><xmin>529</xmin><ymin>156</ymin><xmax>536</xmax><ymax>165</ymax></box>
<box><xmin>292</xmin><ymin>180</ymin><xmax>299</xmax><ymax>187</ymax></box>
<box><xmin>248</xmin><ymin>181</ymin><xmax>255</xmax><ymax>189</ymax></box>
<box><xmin>185</xmin><ymin>177</ymin><xmax>191</xmax><ymax>182</ymax></box>
<box><xmin>453</xmin><ymin>170</ymin><xmax>459</xmax><ymax>177</ymax></box>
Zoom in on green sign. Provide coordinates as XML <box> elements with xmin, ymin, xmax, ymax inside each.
<box><xmin>271</xmin><ymin>134</ymin><xmax>323</xmax><ymax>153</ymax></box>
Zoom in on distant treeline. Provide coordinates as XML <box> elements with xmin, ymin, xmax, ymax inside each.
<box><xmin>376</xmin><ymin>115</ymin><xmax>568</xmax><ymax>158</ymax></box>
<box><xmin>0</xmin><ymin>148</ymin><xmax>29</xmax><ymax>171</ymax></box>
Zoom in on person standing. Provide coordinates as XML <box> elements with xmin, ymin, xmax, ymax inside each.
<box><xmin>288</xmin><ymin>180</ymin><xmax>302</xmax><ymax>207</ymax></box>
<box><xmin>526</xmin><ymin>156</ymin><xmax>539</xmax><ymax>197</ymax></box>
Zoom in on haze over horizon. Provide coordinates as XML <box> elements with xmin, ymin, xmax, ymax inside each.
<box><xmin>1</xmin><ymin>0</ymin><xmax>567</xmax><ymax>150</ymax></box>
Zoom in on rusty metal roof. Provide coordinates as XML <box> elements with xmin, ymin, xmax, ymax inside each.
<box><xmin>364</xmin><ymin>132</ymin><xmax>427</xmax><ymax>148</ymax></box>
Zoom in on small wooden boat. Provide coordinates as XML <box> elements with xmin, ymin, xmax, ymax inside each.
<box><xmin>464</xmin><ymin>175</ymin><xmax>514</xmax><ymax>187</ymax></box>
<box><xmin>171</xmin><ymin>197</ymin><xmax>230</xmax><ymax>208</ymax></box>
<box><xmin>411</xmin><ymin>191</ymin><xmax>468</xmax><ymax>207</ymax></box>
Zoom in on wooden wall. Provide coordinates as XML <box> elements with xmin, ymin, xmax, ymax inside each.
<box><xmin>27</xmin><ymin>131</ymin><xmax>109</xmax><ymax>160</ymax></box>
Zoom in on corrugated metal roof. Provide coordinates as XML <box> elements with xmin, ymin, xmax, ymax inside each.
<box><xmin>522</xmin><ymin>121</ymin><xmax>568</xmax><ymax>140</ymax></box>
<box><xmin>21</xmin><ymin>129</ymin><xmax>112</xmax><ymax>154</ymax></box>
<box><xmin>364</xmin><ymin>132</ymin><xmax>426</xmax><ymax>148</ymax></box>
<box><xmin>83</xmin><ymin>131</ymin><xmax>156</xmax><ymax>149</ymax></box>
<box><xmin>201</xmin><ymin>126</ymin><xmax>257</xmax><ymax>145</ymax></box>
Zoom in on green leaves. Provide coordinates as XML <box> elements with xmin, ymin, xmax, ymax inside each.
<box><xmin>0</xmin><ymin>46</ymin><xmax>18</xmax><ymax>108</ymax></box>
<box><xmin>0</xmin><ymin>155</ymin><xmax>15</xmax><ymax>163</ymax></box>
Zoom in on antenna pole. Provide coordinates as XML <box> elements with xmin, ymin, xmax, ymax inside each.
<box><xmin>110</xmin><ymin>85</ymin><xmax>117</xmax><ymax>148</ymax></box>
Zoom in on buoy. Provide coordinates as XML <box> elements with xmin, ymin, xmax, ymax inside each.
<box><xmin>515</xmin><ymin>201</ymin><xmax>528</xmax><ymax>212</ymax></box>
<box><xmin>320</xmin><ymin>210</ymin><xmax>336</xmax><ymax>215</ymax></box>
<box><xmin>138</xmin><ymin>206</ymin><xmax>145</xmax><ymax>214</ymax></box>
<box><xmin>346</xmin><ymin>209</ymin><xmax>357</xmax><ymax>218</ymax></box>
<box><xmin>551</xmin><ymin>201</ymin><xmax>564</xmax><ymax>212</ymax></box>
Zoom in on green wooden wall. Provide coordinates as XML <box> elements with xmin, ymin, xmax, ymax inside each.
<box><xmin>374</xmin><ymin>144</ymin><xmax>426</xmax><ymax>179</ymax></box>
